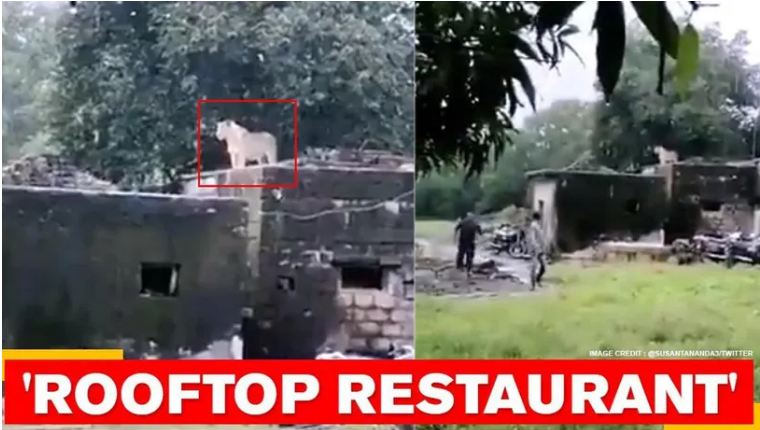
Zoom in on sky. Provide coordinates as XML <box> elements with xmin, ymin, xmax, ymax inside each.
<box><xmin>516</xmin><ymin>1</ymin><xmax>760</xmax><ymax>124</ymax></box>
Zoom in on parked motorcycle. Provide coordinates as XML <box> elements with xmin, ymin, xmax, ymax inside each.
<box><xmin>489</xmin><ymin>224</ymin><xmax>529</xmax><ymax>258</ymax></box>
<box><xmin>693</xmin><ymin>231</ymin><xmax>759</xmax><ymax>266</ymax></box>
<box><xmin>726</xmin><ymin>232</ymin><xmax>760</xmax><ymax>266</ymax></box>
<box><xmin>693</xmin><ymin>232</ymin><xmax>728</xmax><ymax>263</ymax></box>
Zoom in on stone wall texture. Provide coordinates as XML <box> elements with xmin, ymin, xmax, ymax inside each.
<box><xmin>3</xmin><ymin>154</ymin><xmax>116</xmax><ymax>191</ymax></box>
<box><xmin>661</xmin><ymin>163</ymin><xmax>760</xmax><ymax>238</ymax></box>
<box><xmin>528</xmin><ymin>171</ymin><xmax>668</xmax><ymax>252</ymax></box>
<box><xmin>186</xmin><ymin>161</ymin><xmax>415</xmax><ymax>357</ymax></box>
<box><xmin>339</xmin><ymin>290</ymin><xmax>414</xmax><ymax>352</ymax></box>
<box><xmin>699</xmin><ymin>203</ymin><xmax>756</xmax><ymax>234</ymax></box>
<box><xmin>2</xmin><ymin>186</ymin><xmax>250</xmax><ymax>358</ymax></box>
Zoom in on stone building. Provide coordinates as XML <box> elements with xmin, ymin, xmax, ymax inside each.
<box><xmin>184</xmin><ymin>153</ymin><xmax>415</xmax><ymax>357</ymax></box>
<box><xmin>2</xmin><ymin>186</ymin><xmax>249</xmax><ymax>358</ymax></box>
<box><xmin>655</xmin><ymin>161</ymin><xmax>759</xmax><ymax>241</ymax></box>
<box><xmin>526</xmin><ymin>169</ymin><xmax>668</xmax><ymax>252</ymax></box>
<box><xmin>3</xmin><ymin>151</ymin><xmax>414</xmax><ymax>359</ymax></box>
<box><xmin>526</xmin><ymin>159</ymin><xmax>760</xmax><ymax>252</ymax></box>
<box><xmin>2</xmin><ymin>154</ymin><xmax>117</xmax><ymax>191</ymax></box>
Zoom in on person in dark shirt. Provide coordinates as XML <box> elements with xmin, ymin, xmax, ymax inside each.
<box><xmin>526</xmin><ymin>211</ymin><xmax>547</xmax><ymax>290</ymax></box>
<box><xmin>454</xmin><ymin>212</ymin><xmax>483</xmax><ymax>277</ymax></box>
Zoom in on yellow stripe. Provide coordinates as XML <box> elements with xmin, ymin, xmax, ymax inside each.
<box><xmin>2</xmin><ymin>349</ymin><xmax>123</xmax><ymax>381</ymax></box>
<box><xmin>665</xmin><ymin>403</ymin><xmax>760</xmax><ymax>429</ymax></box>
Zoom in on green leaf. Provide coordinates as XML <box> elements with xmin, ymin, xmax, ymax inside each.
<box><xmin>593</xmin><ymin>2</ymin><xmax>626</xmax><ymax>100</ymax></box>
<box><xmin>557</xmin><ymin>24</ymin><xmax>580</xmax><ymax>38</ymax></box>
<box><xmin>511</xmin><ymin>34</ymin><xmax>540</xmax><ymax>62</ymax></box>
<box><xmin>675</xmin><ymin>24</ymin><xmax>699</xmax><ymax>97</ymax></box>
<box><xmin>631</xmin><ymin>2</ymin><xmax>680</xmax><ymax>59</ymax></box>
<box><xmin>535</xmin><ymin>1</ymin><xmax>583</xmax><ymax>37</ymax></box>
<box><xmin>510</xmin><ymin>56</ymin><xmax>536</xmax><ymax>111</ymax></box>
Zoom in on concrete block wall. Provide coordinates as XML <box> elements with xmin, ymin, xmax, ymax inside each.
<box><xmin>186</xmin><ymin>161</ymin><xmax>415</xmax><ymax>357</ymax></box>
<box><xmin>2</xmin><ymin>186</ymin><xmax>250</xmax><ymax>358</ymax></box>
<box><xmin>670</xmin><ymin>163</ymin><xmax>757</xmax><ymax>205</ymax></box>
<box><xmin>699</xmin><ymin>203</ymin><xmax>755</xmax><ymax>234</ymax></box>
<box><xmin>528</xmin><ymin>171</ymin><xmax>668</xmax><ymax>252</ymax></box>
<box><xmin>339</xmin><ymin>290</ymin><xmax>414</xmax><ymax>352</ymax></box>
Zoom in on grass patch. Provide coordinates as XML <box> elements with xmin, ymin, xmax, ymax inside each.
<box><xmin>416</xmin><ymin>261</ymin><xmax>760</xmax><ymax>430</ymax></box>
<box><xmin>418</xmin><ymin>262</ymin><xmax>760</xmax><ymax>358</ymax></box>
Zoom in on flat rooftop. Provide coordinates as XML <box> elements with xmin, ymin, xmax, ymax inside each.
<box><xmin>2</xmin><ymin>184</ymin><xmax>244</xmax><ymax>203</ymax></box>
<box><xmin>187</xmin><ymin>153</ymin><xmax>414</xmax><ymax>182</ymax></box>
<box><xmin>525</xmin><ymin>168</ymin><xmax>662</xmax><ymax>180</ymax></box>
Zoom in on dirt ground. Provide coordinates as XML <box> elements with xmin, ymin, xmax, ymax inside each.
<box><xmin>414</xmin><ymin>219</ymin><xmax>565</xmax><ymax>298</ymax></box>
<box><xmin>415</xmin><ymin>237</ymin><xmax>544</xmax><ymax>297</ymax></box>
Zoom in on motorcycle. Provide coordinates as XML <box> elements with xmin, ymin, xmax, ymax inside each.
<box><xmin>693</xmin><ymin>231</ymin><xmax>760</xmax><ymax>266</ymax></box>
<box><xmin>693</xmin><ymin>232</ymin><xmax>728</xmax><ymax>263</ymax></box>
<box><xmin>726</xmin><ymin>232</ymin><xmax>760</xmax><ymax>266</ymax></box>
<box><xmin>489</xmin><ymin>224</ymin><xmax>529</xmax><ymax>258</ymax></box>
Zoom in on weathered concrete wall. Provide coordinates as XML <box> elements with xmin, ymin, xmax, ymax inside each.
<box><xmin>3</xmin><ymin>154</ymin><xmax>116</xmax><ymax>191</ymax></box>
<box><xmin>337</xmin><ymin>278</ymin><xmax>414</xmax><ymax>352</ymax></box>
<box><xmin>528</xmin><ymin>171</ymin><xmax>668</xmax><ymax>252</ymax></box>
<box><xmin>659</xmin><ymin>163</ymin><xmax>759</xmax><ymax>238</ymax></box>
<box><xmin>2</xmin><ymin>186</ymin><xmax>250</xmax><ymax>358</ymax></box>
<box><xmin>527</xmin><ymin>163</ymin><xmax>760</xmax><ymax>250</ymax></box>
<box><xmin>530</xmin><ymin>180</ymin><xmax>558</xmax><ymax>252</ymax></box>
<box><xmin>668</xmin><ymin>163</ymin><xmax>757</xmax><ymax>206</ymax></box>
<box><xmin>699</xmin><ymin>203</ymin><xmax>755</xmax><ymax>234</ymax></box>
<box><xmin>187</xmin><ymin>162</ymin><xmax>415</xmax><ymax>357</ymax></box>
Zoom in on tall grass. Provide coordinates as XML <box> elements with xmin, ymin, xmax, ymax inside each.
<box><xmin>416</xmin><ymin>262</ymin><xmax>760</xmax><ymax>430</ymax></box>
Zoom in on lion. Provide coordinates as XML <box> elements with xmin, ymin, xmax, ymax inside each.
<box><xmin>215</xmin><ymin>120</ymin><xmax>277</xmax><ymax>169</ymax></box>
<box><xmin>654</xmin><ymin>145</ymin><xmax>678</xmax><ymax>165</ymax></box>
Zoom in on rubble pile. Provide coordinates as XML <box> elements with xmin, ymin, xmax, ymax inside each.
<box><xmin>300</xmin><ymin>147</ymin><xmax>413</xmax><ymax>171</ymax></box>
<box><xmin>317</xmin><ymin>344</ymin><xmax>414</xmax><ymax>360</ymax></box>
<box><xmin>3</xmin><ymin>154</ymin><xmax>116</xmax><ymax>191</ymax></box>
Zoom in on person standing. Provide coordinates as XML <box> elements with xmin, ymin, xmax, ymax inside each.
<box><xmin>454</xmin><ymin>212</ymin><xmax>483</xmax><ymax>278</ymax></box>
<box><xmin>526</xmin><ymin>211</ymin><xmax>547</xmax><ymax>290</ymax></box>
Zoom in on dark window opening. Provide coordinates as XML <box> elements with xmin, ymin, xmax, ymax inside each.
<box><xmin>341</xmin><ymin>266</ymin><xmax>383</xmax><ymax>290</ymax></box>
<box><xmin>625</xmin><ymin>198</ymin><xmax>640</xmax><ymax>214</ymax></box>
<box><xmin>701</xmin><ymin>200</ymin><xmax>722</xmax><ymax>211</ymax></box>
<box><xmin>140</xmin><ymin>263</ymin><xmax>180</xmax><ymax>297</ymax></box>
<box><xmin>403</xmin><ymin>279</ymin><xmax>414</xmax><ymax>299</ymax></box>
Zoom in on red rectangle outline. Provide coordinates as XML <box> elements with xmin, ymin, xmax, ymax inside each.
<box><xmin>196</xmin><ymin>98</ymin><xmax>299</xmax><ymax>189</ymax></box>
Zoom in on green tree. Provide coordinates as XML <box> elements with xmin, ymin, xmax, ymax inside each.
<box><xmin>479</xmin><ymin>99</ymin><xmax>596</xmax><ymax>213</ymax></box>
<box><xmin>47</xmin><ymin>1</ymin><xmax>414</xmax><ymax>188</ymax></box>
<box><xmin>415</xmin><ymin>167</ymin><xmax>482</xmax><ymax>220</ymax></box>
<box><xmin>416</xmin><ymin>1</ymin><xmax>691</xmax><ymax>176</ymax></box>
<box><xmin>592</xmin><ymin>24</ymin><xmax>760</xmax><ymax>170</ymax></box>
<box><xmin>416</xmin><ymin>99</ymin><xmax>597</xmax><ymax>218</ymax></box>
<box><xmin>2</xmin><ymin>2</ymin><xmax>62</xmax><ymax>160</ymax></box>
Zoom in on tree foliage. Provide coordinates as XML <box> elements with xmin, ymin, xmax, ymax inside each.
<box><xmin>592</xmin><ymin>24</ymin><xmax>760</xmax><ymax>170</ymax></box>
<box><xmin>417</xmin><ymin>22</ymin><xmax>760</xmax><ymax>219</ymax></box>
<box><xmin>416</xmin><ymin>100</ymin><xmax>596</xmax><ymax>218</ymax></box>
<box><xmin>416</xmin><ymin>1</ymin><xmax>691</xmax><ymax>177</ymax></box>
<box><xmin>40</xmin><ymin>1</ymin><xmax>414</xmax><ymax>187</ymax></box>
<box><xmin>2</xmin><ymin>2</ymin><xmax>61</xmax><ymax>160</ymax></box>
<box><xmin>478</xmin><ymin>99</ymin><xmax>596</xmax><ymax>213</ymax></box>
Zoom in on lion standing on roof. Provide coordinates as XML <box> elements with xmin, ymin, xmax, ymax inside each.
<box><xmin>215</xmin><ymin>120</ymin><xmax>277</xmax><ymax>169</ymax></box>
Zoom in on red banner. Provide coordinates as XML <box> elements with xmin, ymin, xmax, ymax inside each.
<box><xmin>4</xmin><ymin>359</ymin><xmax>754</xmax><ymax>425</ymax></box>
